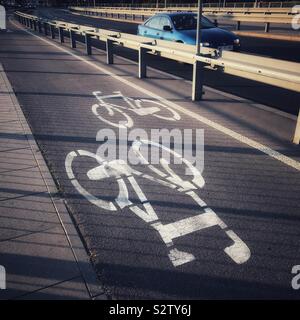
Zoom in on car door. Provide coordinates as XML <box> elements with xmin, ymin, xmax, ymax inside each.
<box><xmin>141</xmin><ymin>16</ymin><xmax>162</xmax><ymax>40</ymax></box>
<box><xmin>159</xmin><ymin>16</ymin><xmax>174</xmax><ymax>41</ymax></box>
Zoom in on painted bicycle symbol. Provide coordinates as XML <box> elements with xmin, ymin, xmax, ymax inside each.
<box><xmin>65</xmin><ymin>140</ymin><xmax>250</xmax><ymax>267</ymax></box>
<box><xmin>92</xmin><ymin>91</ymin><xmax>181</xmax><ymax>129</ymax></box>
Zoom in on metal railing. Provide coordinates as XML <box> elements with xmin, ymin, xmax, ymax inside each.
<box><xmin>69</xmin><ymin>6</ymin><xmax>300</xmax><ymax>32</ymax></box>
<box><xmin>14</xmin><ymin>11</ymin><xmax>300</xmax><ymax>144</ymax></box>
<box><xmin>81</xmin><ymin>2</ymin><xmax>300</xmax><ymax>9</ymax></box>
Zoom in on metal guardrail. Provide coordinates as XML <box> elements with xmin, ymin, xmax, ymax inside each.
<box><xmin>69</xmin><ymin>6</ymin><xmax>299</xmax><ymax>32</ymax></box>
<box><xmin>14</xmin><ymin>11</ymin><xmax>300</xmax><ymax>144</ymax></box>
<box><xmin>87</xmin><ymin>2</ymin><xmax>300</xmax><ymax>9</ymax></box>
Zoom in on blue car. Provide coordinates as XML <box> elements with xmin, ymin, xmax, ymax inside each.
<box><xmin>138</xmin><ymin>12</ymin><xmax>240</xmax><ymax>51</ymax></box>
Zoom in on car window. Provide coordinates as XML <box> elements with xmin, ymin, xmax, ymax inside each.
<box><xmin>145</xmin><ymin>17</ymin><xmax>161</xmax><ymax>30</ymax></box>
<box><xmin>160</xmin><ymin>17</ymin><xmax>172</xmax><ymax>30</ymax></box>
<box><xmin>171</xmin><ymin>14</ymin><xmax>214</xmax><ymax>30</ymax></box>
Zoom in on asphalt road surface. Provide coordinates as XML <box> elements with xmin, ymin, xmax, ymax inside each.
<box><xmin>32</xmin><ymin>8</ymin><xmax>300</xmax><ymax>116</ymax></box>
<box><xmin>1</xmin><ymin>17</ymin><xmax>300</xmax><ymax>299</ymax></box>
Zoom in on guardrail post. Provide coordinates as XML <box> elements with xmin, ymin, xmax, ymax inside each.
<box><xmin>293</xmin><ymin>108</ymin><xmax>300</xmax><ymax>144</ymax></box>
<box><xmin>106</xmin><ymin>39</ymin><xmax>114</xmax><ymax>64</ymax></box>
<box><xmin>236</xmin><ymin>21</ymin><xmax>241</xmax><ymax>30</ymax></box>
<box><xmin>58</xmin><ymin>27</ymin><xmax>64</xmax><ymax>43</ymax></box>
<box><xmin>29</xmin><ymin>19</ymin><xmax>33</xmax><ymax>29</ymax></box>
<box><xmin>85</xmin><ymin>33</ymin><xmax>92</xmax><ymax>55</ymax></box>
<box><xmin>139</xmin><ymin>47</ymin><xmax>148</xmax><ymax>78</ymax></box>
<box><xmin>43</xmin><ymin>22</ymin><xmax>48</xmax><ymax>36</ymax></box>
<box><xmin>264</xmin><ymin>22</ymin><xmax>270</xmax><ymax>32</ymax></box>
<box><xmin>33</xmin><ymin>20</ymin><xmax>37</xmax><ymax>31</ymax></box>
<box><xmin>70</xmin><ymin>30</ymin><xmax>76</xmax><ymax>48</ymax></box>
<box><xmin>192</xmin><ymin>60</ymin><xmax>204</xmax><ymax>101</ymax></box>
<box><xmin>38</xmin><ymin>21</ymin><xmax>42</xmax><ymax>33</ymax></box>
<box><xmin>50</xmin><ymin>25</ymin><xmax>55</xmax><ymax>39</ymax></box>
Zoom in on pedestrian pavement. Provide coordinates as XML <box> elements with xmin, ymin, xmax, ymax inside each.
<box><xmin>0</xmin><ymin>63</ymin><xmax>106</xmax><ymax>300</ymax></box>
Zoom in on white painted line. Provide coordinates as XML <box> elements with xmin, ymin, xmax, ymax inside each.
<box><xmin>12</xmin><ymin>20</ymin><xmax>300</xmax><ymax>172</ymax></box>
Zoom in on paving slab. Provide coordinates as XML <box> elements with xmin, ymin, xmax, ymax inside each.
<box><xmin>0</xmin><ymin>63</ymin><xmax>104</xmax><ymax>300</ymax></box>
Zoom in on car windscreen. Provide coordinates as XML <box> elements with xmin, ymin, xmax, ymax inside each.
<box><xmin>171</xmin><ymin>14</ymin><xmax>215</xmax><ymax>30</ymax></box>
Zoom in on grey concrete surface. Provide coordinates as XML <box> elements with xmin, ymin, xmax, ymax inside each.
<box><xmin>0</xmin><ymin>63</ymin><xmax>105</xmax><ymax>300</ymax></box>
<box><xmin>1</xmin><ymin>18</ymin><xmax>299</xmax><ymax>300</ymax></box>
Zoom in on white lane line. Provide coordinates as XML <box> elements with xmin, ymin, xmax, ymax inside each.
<box><xmin>11</xmin><ymin>20</ymin><xmax>300</xmax><ymax>172</ymax></box>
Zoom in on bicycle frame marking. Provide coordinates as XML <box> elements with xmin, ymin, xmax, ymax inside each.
<box><xmin>92</xmin><ymin>91</ymin><xmax>181</xmax><ymax>128</ymax></box>
<box><xmin>65</xmin><ymin>140</ymin><xmax>251</xmax><ymax>267</ymax></box>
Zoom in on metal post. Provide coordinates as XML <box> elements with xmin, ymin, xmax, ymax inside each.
<box><xmin>264</xmin><ymin>22</ymin><xmax>270</xmax><ymax>32</ymax></box>
<box><xmin>59</xmin><ymin>27</ymin><xmax>64</xmax><ymax>43</ymax></box>
<box><xmin>192</xmin><ymin>60</ymin><xmax>204</xmax><ymax>101</ymax></box>
<box><xmin>50</xmin><ymin>25</ymin><xmax>55</xmax><ymax>39</ymax></box>
<box><xmin>196</xmin><ymin>0</ymin><xmax>203</xmax><ymax>55</ymax></box>
<box><xmin>38</xmin><ymin>21</ymin><xmax>42</xmax><ymax>33</ymax></box>
<box><xmin>44</xmin><ymin>22</ymin><xmax>48</xmax><ymax>36</ymax></box>
<box><xmin>33</xmin><ymin>20</ymin><xmax>37</xmax><ymax>31</ymax></box>
<box><xmin>139</xmin><ymin>47</ymin><xmax>147</xmax><ymax>78</ymax></box>
<box><xmin>85</xmin><ymin>33</ymin><xmax>92</xmax><ymax>55</ymax></box>
<box><xmin>236</xmin><ymin>21</ymin><xmax>241</xmax><ymax>30</ymax></box>
<box><xmin>194</xmin><ymin>0</ymin><xmax>204</xmax><ymax>101</ymax></box>
<box><xmin>70</xmin><ymin>30</ymin><xmax>76</xmax><ymax>48</ymax></box>
<box><xmin>293</xmin><ymin>108</ymin><xmax>300</xmax><ymax>144</ymax></box>
<box><xmin>106</xmin><ymin>39</ymin><xmax>114</xmax><ymax>64</ymax></box>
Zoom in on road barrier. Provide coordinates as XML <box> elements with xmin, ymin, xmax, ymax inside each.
<box><xmin>84</xmin><ymin>2</ymin><xmax>300</xmax><ymax>9</ymax></box>
<box><xmin>14</xmin><ymin>11</ymin><xmax>300</xmax><ymax>144</ymax></box>
<box><xmin>69</xmin><ymin>5</ymin><xmax>300</xmax><ymax>32</ymax></box>
<box><xmin>0</xmin><ymin>5</ymin><xmax>6</xmax><ymax>31</ymax></box>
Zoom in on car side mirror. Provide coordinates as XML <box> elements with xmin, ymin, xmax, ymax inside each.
<box><xmin>163</xmin><ymin>25</ymin><xmax>172</xmax><ymax>32</ymax></box>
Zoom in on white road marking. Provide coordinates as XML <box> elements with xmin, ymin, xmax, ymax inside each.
<box><xmin>92</xmin><ymin>90</ymin><xmax>181</xmax><ymax>128</ymax></box>
<box><xmin>65</xmin><ymin>140</ymin><xmax>251</xmax><ymax>266</ymax></box>
<box><xmin>12</xmin><ymin>20</ymin><xmax>300</xmax><ymax>172</ymax></box>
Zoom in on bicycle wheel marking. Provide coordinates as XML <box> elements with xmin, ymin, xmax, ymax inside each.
<box><xmin>65</xmin><ymin>140</ymin><xmax>251</xmax><ymax>267</ymax></box>
<box><xmin>92</xmin><ymin>91</ymin><xmax>181</xmax><ymax>128</ymax></box>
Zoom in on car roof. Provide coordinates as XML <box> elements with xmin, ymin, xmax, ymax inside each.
<box><xmin>155</xmin><ymin>12</ymin><xmax>196</xmax><ymax>18</ymax></box>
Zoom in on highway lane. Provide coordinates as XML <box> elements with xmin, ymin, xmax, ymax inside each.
<box><xmin>32</xmin><ymin>8</ymin><xmax>300</xmax><ymax>116</ymax></box>
<box><xmin>1</xmin><ymin>18</ymin><xmax>300</xmax><ymax>299</ymax></box>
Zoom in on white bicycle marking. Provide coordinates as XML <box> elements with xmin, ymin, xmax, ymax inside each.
<box><xmin>65</xmin><ymin>140</ymin><xmax>251</xmax><ymax>267</ymax></box>
<box><xmin>92</xmin><ymin>91</ymin><xmax>181</xmax><ymax>128</ymax></box>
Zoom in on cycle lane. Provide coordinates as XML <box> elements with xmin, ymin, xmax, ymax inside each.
<box><xmin>1</xmin><ymin>19</ymin><xmax>300</xmax><ymax>299</ymax></box>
